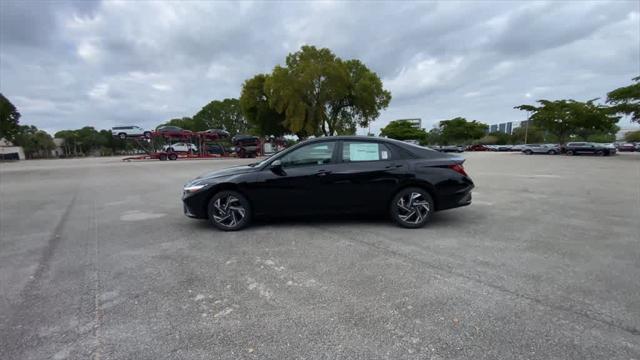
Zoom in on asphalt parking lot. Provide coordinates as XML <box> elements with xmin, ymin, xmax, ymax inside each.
<box><xmin>1</xmin><ymin>152</ymin><xmax>639</xmax><ymax>359</ymax></box>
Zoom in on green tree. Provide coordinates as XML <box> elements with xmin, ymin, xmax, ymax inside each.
<box><xmin>511</xmin><ymin>125</ymin><xmax>544</xmax><ymax>144</ymax></box>
<box><xmin>262</xmin><ymin>45</ymin><xmax>390</xmax><ymax>138</ymax></box>
<box><xmin>159</xmin><ymin>117</ymin><xmax>196</xmax><ymax>131</ymax></box>
<box><xmin>607</xmin><ymin>76</ymin><xmax>640</xmax><ymax>123</ymax></box>
<box><xmin>13</xmin><ymin>125</ymin><xmax>55</xmax><ymax>158</ymax></box>
<box><xmin>192</xmin><ymin>98</ymin><xmax>248</xmax><ymax>135</ymax></box>
<box><xmin>624</xmin><ymin>130</ymin><xmax>640</xmax><ymax>142</ymax></box>
<box><xmin>380</xmin><ymin>120</ymin><xmax>427</xmax><ymax>141</ymax></box>
<box><xmin>240</xmin><ymin>75</ymin><xmax>288</xmax><ymax>137</ymax></box>
<box><xmin>437</xmin><ymin>117</ymin><xmax>488</xmax><ymax>145</ymax></box>
<box><xmin>478</xmin><ymin>135</ymin><xmax>498</xmax><ymax>145</ymax></box>
<box><xmin>0</xmin><ymin>93</ymin><xmax>21</xmax><ymax>142</ymax></box>
<box><xmin>515</xmin><ymin>99</ymin><xmax>619</xmax><ymax>145</ymax></box>
<box><xmin>485</xmin><ymin>131</ymin><xmax>511</xmax><ymax>145</ymax></box>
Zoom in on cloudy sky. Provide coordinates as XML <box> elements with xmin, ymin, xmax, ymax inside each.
<box><xmin>1</xmin><ymin>0</ymin><xmax>639</xmax><ymax>135</ymax></box>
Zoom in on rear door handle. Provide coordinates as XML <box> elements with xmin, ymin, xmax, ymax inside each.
<box><xmin>385</xmin><ymin>164</ymin><xmax>402</xmax><ymax>169</ymax></box>
<box><xmin>316</xmin><ymin>170</ymin><xmax>332</xmax><ymax>176</ymax></box>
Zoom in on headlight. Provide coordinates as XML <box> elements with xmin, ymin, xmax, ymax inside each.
<box><xmin>183</xmin><ymin>184</ymin><xmax>206</xmax><ymax>193</ymax></box>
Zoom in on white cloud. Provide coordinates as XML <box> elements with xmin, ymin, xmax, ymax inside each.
<box><xmin>0</xmin><ymin>0</ymin><xmax>637</xmax><ymax>133</ymax></box>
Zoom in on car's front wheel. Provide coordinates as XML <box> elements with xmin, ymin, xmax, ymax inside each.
<box><xmin>390</xmin><ymin>187</ymin><xmax>434</xmax><ymax>229</ymax></box>
<box><xmin>208</xmin><ymin>190</ymin><xmax>251</xmax><ymax>231</ymax></box>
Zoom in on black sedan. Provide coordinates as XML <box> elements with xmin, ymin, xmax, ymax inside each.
<box><xmin>182</xmin><ymin>136</ymin><xmax>474</xmax><ymax>231</ymax></box>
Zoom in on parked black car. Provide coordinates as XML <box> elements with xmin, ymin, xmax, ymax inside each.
<box><xmin>564</xmin><ymin>142</ymin><xmax>616</xmax><ymax>156</ymax></box>
<box><xmin>182</xmin><ymin>136</ymin><xmax>474</xmax><ymax>231</ymax></box>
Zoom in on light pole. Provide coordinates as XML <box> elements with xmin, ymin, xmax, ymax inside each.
<box><xmin>524</xmin><ymin>111</ymin><xmax>530</xmax><ymax>144</ymax></box>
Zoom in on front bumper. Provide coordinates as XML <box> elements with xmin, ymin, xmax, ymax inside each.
<box><xmin>182</xmin><ymin>191</ymin><xmax>210</xmax><ymax>219</ymax></box>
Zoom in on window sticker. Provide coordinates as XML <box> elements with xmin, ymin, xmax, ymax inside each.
<box><xmin>349</xmin><ymin>143</ymin><xmax>380</xmax><ymax>161</ymax></box>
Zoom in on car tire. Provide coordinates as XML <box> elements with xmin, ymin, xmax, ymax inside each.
<box><xmin>168</xmin><ymin>153</ymin><xmax>178</xmax><ymax>161</ymax></box>
<box><xmin>566</xmin><ymin>150</ymin><xmax>574</xmax><ymax>156</ymax></box>
<box><xmin>159</xmin><ymin>153</ymin><xmax>168</xmax><ymax>161</ymax></box>
<box><xmin>524</xmin><ymin>150</ymin><xmax>533</xmax><ymax>155</ymax></box>
<box><xmin>390</xmin><ymin>187</ymin><xmax>434</xmax><ymax>229</ymax></box>
<box><xmin>143</xmin><ymin>131</ymin><xmax>152</xmax><ymax>139</ymax></box>
<box><xmin>547</xmin><ymin>150</ymin><xmax>556</xmax><ymax>155</ymax></box>
<box><xmin>118</xmin><ymin>133</ymin><xmax>127</xmax><ymax>140</ymax></box>
<box><xmin>208</xmin><ymin>190</ymin><xmax>252</xmax><ymax>231</ymax></box>
<box><xmin>596</xmin><ymin>150</ymin><xmax>604</xmax><ymax>156</ymax></box>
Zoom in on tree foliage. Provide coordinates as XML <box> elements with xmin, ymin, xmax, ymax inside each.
<box><xmin>159</xmin><ymin>117</ymin><xmax>197</xmax><ymax>131</ymax></box>
<box><xmin>240</xmin><ymin>74</ymin><xmax>288</xmax><ymax>137</ymax></box>
<box><xmin>13</xmin><ymin>125</ymin><xmax>55</xmax><ymax>158</ymax></box>
<box><xmin>0</xmin><ymin>93</ymin><xmax>21</xmax><ymax>142</ymax></box>
<box><xmin>511</xmin><ymin>125</ymin><xmax>545</xmax><ymax>144</ymax></box>
<box><xmin>192</xmin><ymin>98</ymin><xmax>248</xmax><ymax>135</ymax></box>
<box><xmin>437</xmin><ymin>117</ymin><xmax>488</xmax><ymax>145</ymax></box>
<box><xmin>54</xmin><ymin>126</ymin><xmax>112</xmax><ymax>156</ymax></box>
<box><xmin>624</xmin><ymin>130</ymin><xmax>640</xmax><ymax>142</ymax></box>
<box><xmin>515</xmin><ymin>99</ymin><xmax>619</xmax><ymax>145</ymax></box>
<box><xmin>607</xmin><ymin>76</ymin><xmax>640</xmax><ymax>123</ymax></box>
<box><xmin>245</xmin><ymin>45</ymin><xmax>390</xmax><ymax>138</ymax></box>
<box><xmin>379</xmin><ymin>120</ymin><xmax>426</xmax><ymax>141</ymax></box>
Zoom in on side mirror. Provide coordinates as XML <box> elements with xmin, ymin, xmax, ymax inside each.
<box><xmin>270</xmin><ymin>159</ymin><xmax>284</xmax><ymax>174</ymax></box>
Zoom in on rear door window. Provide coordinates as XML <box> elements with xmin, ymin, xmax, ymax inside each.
<box><xmin>342</xmin><ymin>141</ymin><xmax>393</xmax><ymax>162</ymax></box>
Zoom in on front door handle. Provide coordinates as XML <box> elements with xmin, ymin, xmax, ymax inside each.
<box><xmin>385</xmin><ymin>164</ymin><xmax>402</xmax><ymax>169</ymax></box>
<box><xmin>316</xmin><ymin>170</ymin><xmax>332</xmax><ymax>176</ymax></box>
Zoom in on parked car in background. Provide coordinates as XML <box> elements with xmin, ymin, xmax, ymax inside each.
<box><xmin>617</xmin><ymin>143</ymin><xmax>637</xmax><ymax>152</ymax></box>
<box><xmin>206</xmin><ymin>144</ymin><xmax>227</xmax><ymax>156</ymax></box>
<box><xmin>466</xmin><ymin>144</ymin><xmax>491</xmax><ymax>151</ymax></box>
<box><xmin>511</xmin><ymin>144</ymin><xmax>527</xmax><ymax>151</ymax></box>
<box><xmin>233</xmin><ymin>135</ymin><xmax>260</xmax><ymax>158</ymax></box>
<box><xmin>203</xmin><ymin>129</ymin><xmax>230</xmax><ymax>138</ymax></box>
<box><xmin>182</xmin><ymin>136</ymin><xmax>474</xmax><ymax>231</ymax></box>
<box><xmin>565</xmin><ymin>142</ymin><xmax>615</xmax><ymax>156</ymax></box>
<box><xmin>157</xmin><ymin>126</ymin><xmax>192</xmax><ymax>137</ymax></box>
<box><xmin>522</xmin><ymin>144</ymin><xmax>560</xmax><ymax>155</ymax></box>
<box><xmin>494</xmin><ymin>145</ymin><xmax>512</xmax><ymax>152</ymax></box>
<box><xmin>163</xmin><ymin>142</ymin><xmax>198</xmax><ymax>153</ymax></box>
<box><xmin>436</xmin><ymin>145</ymin><xmax>464</xmax><ymax>153</ymax></box>
<box><xmin>111</xmin><ymin>126</ymin><xmax>151</xmax><ymax>139</ymax></box>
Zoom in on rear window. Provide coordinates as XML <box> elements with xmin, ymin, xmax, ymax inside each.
<box><xmin>342</xmin><ymin>141</ymin><xmax>392</xmax><ymax>162</ymax></box>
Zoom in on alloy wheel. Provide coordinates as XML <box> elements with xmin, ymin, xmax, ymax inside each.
<box><xmin>211</xmin><ymin>195</ymin><xmax>247</xmax><ymax>228</ymax></box>
<box><xmin>396</xmin><ymin>192</ymin><xmax>431</xmax><ymax>225</ymax></box>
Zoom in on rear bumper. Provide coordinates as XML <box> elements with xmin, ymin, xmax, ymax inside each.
<box><xmin>436</xmin><ymin>182</ymin><xmax>473</xmax><ymax>211</ymax></box>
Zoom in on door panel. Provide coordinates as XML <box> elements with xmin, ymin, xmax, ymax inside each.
<box><xmin>247</xmin><ymin>141</ymin><xmax>338</xmax><ymax>216</ymax></box>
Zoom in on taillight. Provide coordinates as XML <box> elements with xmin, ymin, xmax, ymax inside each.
<box><xmin>449</xmin><ymin>163</ymin><xmax>468</xmax><ymax>177</ymax></box>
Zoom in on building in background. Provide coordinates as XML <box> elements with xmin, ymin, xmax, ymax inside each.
<box><xmin>488</xmin><ymin>120</ymin><xmax>529</xmax><ymax>134</ymax></box>
<box><xmin>0</xmin><ymin>138</ymin><xmax>25</xmax><ymax>160</ymax></box>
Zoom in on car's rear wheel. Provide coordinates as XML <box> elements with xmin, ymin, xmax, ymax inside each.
<box><xmin>524</xmin><ymin>150</ymin><xmax>533</xmax><ymax>155</ymax></box>
<box><xmin>158</xmin><ymin>153</ymin><xmax>168</xmax><ymax>161</ymax></box>
<box><xmin>547</xmin><ymin>150</ymin><xmax>556</xmax><ymax>155</ymax></box>
<box><xmin>143</xmin><ymin>131</ymin><xmax>152</xmax><ymax>139</ymax></box>
<box><xmin>118</xmin><ymin>133</ymin><xmax>127</xmax><ymax>140</ymax></box>
<box><xmin>596</xmin><ymin>150</ymin><xmax>604</xmax><ymax>156</ymax></box>
<box><xmin>168</xmin><ymin>153</ymin><xmax>178</xmax><ymax>161</ymax></box>
<box><xmin>208</xmin><ymin>190</ymin><xmax>251</xmax><ymax>231</ymax></box>
<box><xmin>390</xmin><ymin>187</ymin><xmax>434</xmax><ymax>229</ymax></box>
<box><xmin>566</xmin><ymin>150</ymin><xmax>574</xmax><ymax>156</ymax></box>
